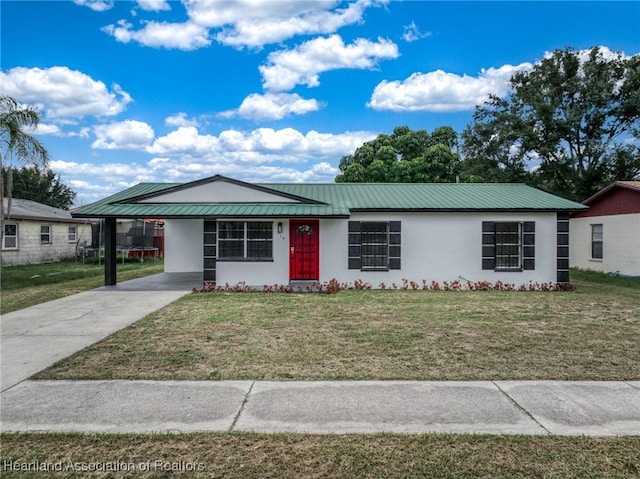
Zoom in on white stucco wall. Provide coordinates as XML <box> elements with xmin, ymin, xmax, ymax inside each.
<box><xmin>216</xmin><ymin>219</ymin><xmax>290</xmax><ymax>286</ymax></box>
<box><xmin>164</xmin><ymin>213</ymin><xmax>561</xmax><ymax>287</ymax></box>
<box><xmin>320</xmin><ymin>212</ymin><xmax>559</xmax><ymax>286</ymax></box>
<box><xmin>164</xmin><ymin>218</ymin><xmax>203</xmax><ymax>272</ymax></box>
<box><xmin>570</xmin><ymin>213</ymin><xmax>640</xmax><ymax>276</ymax></box>
<box><xmin>1</xmin><ymin>220</ymin><xmax>92</xmax><ymax>266</ymax></box>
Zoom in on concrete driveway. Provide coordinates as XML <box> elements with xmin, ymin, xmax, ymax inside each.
<box><xmin>1</xmin><ymin>273</ymin><xmax>200</xmax><ymax>392</ymax></box>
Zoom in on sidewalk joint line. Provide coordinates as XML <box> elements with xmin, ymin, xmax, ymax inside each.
<box><xmin>492</xmin><ymin>381</ymin><xmax>551</xmax><ymax>435</ymax></box>
<box><xmin>624</xmin><ymin>381</ymin><xmax>640</xmax><ymax>391</ymax></box>
<box><xmin>230</xmin><ymin>381</ymin><xmax>255</xmax><ymax>432</ymax></box>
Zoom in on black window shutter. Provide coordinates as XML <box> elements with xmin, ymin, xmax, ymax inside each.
<box><xmin>481</xmin><ymin>221</ymin><xmax>495</xmax><ymax>270</ymax></box>
<box><xmin>522</xmin><ymin>221</ymin><xmax>535</xmax><ymax>270</ymax></box>
<box><xmin>203</xmin><ymin>220</ymin><xmax>217</xmax><ymax>283</ymax></box>
<box><xmin>388</xmin><ymin>221</ymin><xmax>401</xmax><ymax>270</ymax></box>
<box><xmin>348</xmin><ymin>221</ymin><xmax>361</xmax><ymax>269</ymax></box>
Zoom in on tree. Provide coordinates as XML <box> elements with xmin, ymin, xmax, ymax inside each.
<box><xmin>461</xmin><ymin>46</ymin><xmax>640</xmax><ymax>200</ymax></box>
<box><xmin>335</xmin><ymin>126</ymin><xmax>461</xmax><ymax>183</ymax></box>
<box><xmin>2</xmin><ymin>166</ymin><xmax>76</xmax><ymax>209</ymax></box>
<box><xmin>1</xmin><ymin>96</ymin><xmax>50</xmax><ymax>277</ymax></box>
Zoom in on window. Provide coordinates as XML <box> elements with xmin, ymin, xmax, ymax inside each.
<box><xmin>68</xmin><ymin>226</ymin><xmax>77</xmax><ymax>242</ymax></box>
<box><xmin>591</xmin><ymin>224</ymin><xmax>603</xmax><ymax>259</ymax></box>
<box><xmin>482</xmin><ymin>221</ymin><xmax>535</xmax><ymax>272</ymax></box>
<box><xmin>361</xmin><ymin>222</ymin><xmax>389</xmax><ymax>270</ymax></box>
<box><xmin>3</xmin><ymin>223</ymin><xmax>18</xmax><ymax>249</ymax></box>
<box><xmin>218</xmin><ymin>221</ymin><xmax>272</xmax><ymax>260</ymax></box>
<box><xmin>348</xmin><ymin>221</ymin><xmax>401</xmax><ymax>271</ymax></box>
<box><xmin>40</xmin><ymin>225</ymin><xmax>51</xmax><ymax>244</ymax></box>
<box><xmin>495</xmin><ymin>222</ymin><xmax>522</xmax><ymax>270</ymax></box>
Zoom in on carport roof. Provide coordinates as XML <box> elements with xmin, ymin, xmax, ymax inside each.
<box><xmin>72</xmin><ymin>175</ymin><xmax>587</xmax><ymax>219</ymax></box>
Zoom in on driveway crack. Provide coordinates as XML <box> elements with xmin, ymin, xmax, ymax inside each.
<box><xmin>230</xmin><ymin>381</ymin><xmax>255</xmax><ymax>431</ymax></box>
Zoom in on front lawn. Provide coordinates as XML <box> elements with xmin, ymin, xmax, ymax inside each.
<box><xmin>36</xmin><ymin>270</ymin><xmax>640</xmax><ymax>381</ymax></box>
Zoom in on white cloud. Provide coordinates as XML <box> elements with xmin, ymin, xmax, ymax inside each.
<box><xmin>52</xmin><ymin>160</ymin><xmax>152</xmax><ymax>183</ymax></box>
<box><xmin>148</xmin><ymin>126</ymin><xmax>375</xmax><ymax>161</ymax></box>
<box><xmin>165</xmin><ymin>112</ymin><xmax>199</xmax><ymax>128</ymax></box>
<box><xmin>136</xmin><ymin>0</ymin><xmax>170</xmax><ymax>11</ymax></box>
<box><xmin>0</xmin><ymin>66</ymin><xmax>132</xmax><ymax>120</ymax></box>
<box><xmin>201</xmin><ymin>0</ymin><xmax>385</xmax><ymax>49</ymax></box>
<box><xmin>101</xmin><ymin>0</ymin><xmax>385</xmax><ymax>50</ymax></box>
<box><xmin>102</xmin><ymin>20</ymin><xmax>210</xmax><ymax>50</ymax></box>
<box><xmin>92</xmin><ymin>120</ymin><xmax>155</xmax><ymax>150</ymax></box>
<box><xmin>35</xmin><ymin>123</ymin><xmax>63</xmax><ymax>136</ymax></box>
<box><xmin>367</xmin><ymin>63</ymin><xmax>533</xmax><ymax>112</ymax></box>
<box><xmin>74</xmin><ymin>0</ymin><xmax>113</xmax><ymax>12</ymax></box>
<box><xmin>260</xmin><ymin>34</ymin><xmax>399</xmax><ymax>91</ymax></box>
<box><xmin>402</xmin><ymin>21</ymin><xmax>431</xmax><ymax>42</ymax></box>
<box><xmin>220</xmin><ymin>92</ymin><xmax>323</xmax><ymax>120</ymax></box>
<box><xmin>148</xmin><ymin>126</ymin><xmax>220</xmax><ymax>155</ymax></box>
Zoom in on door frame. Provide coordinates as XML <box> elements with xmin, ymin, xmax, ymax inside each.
<box><xmin>289</xmin><ymin>219</ymin><xmax>320</xmax><ymax>281</ymax></box>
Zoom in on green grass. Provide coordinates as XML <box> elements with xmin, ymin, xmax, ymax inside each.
<box><xmin>1</xmin><ymin>258</ymin><xmax>165</xmax><ymax>314</ymax></box>
<box><xmin>571</xmin><ymin>267</ymin><xmax>640</xmax><ymax>289</ymax></box>
<box><xmin>1</xmin><ymin>432</ymin><xmax>638</xmax><ymax>478</ymax></box>
<box><xmin>37</xmin><ymin>272</ymin><xmax>640</xmax><ymax>381</ymax></box>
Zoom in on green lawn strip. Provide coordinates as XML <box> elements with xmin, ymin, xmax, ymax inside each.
<box><xmin>36</xmin><ymin>276</ymin><xmax>640</xmax><ymax>381</ymax></box>
<box><xmin>571</xmin><ymin>268</ymin><xmax>640</xmax><ymax>290</ymax></box>
<box><xmin>1</xmin><ymin>260</ymin><xmax>164</xmax><ymax>314</ymax></box>
<box><xmin>1</xmin><ymin>433</ymin><xmax>638</xmax><ymax>479</ymax></box>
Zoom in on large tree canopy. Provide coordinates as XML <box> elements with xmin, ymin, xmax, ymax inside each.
<box><xmin>461</xmin><ymin>46</ymin><xmax>640</xmax><ymax>200</ymax></box>
<box><xmin>335</xmin><ymin>126</ymin><xmax>461</xmax><ymax>183</ymax></box>
<box><xmin>2</xmin><ymin>166</ymin><xmax>76</xmax><ymax>210</ymax></box>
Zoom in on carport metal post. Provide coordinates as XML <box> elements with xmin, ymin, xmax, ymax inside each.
<box><xmin>104</xmin><ymin>217</ymin><xmax>117</xmax><ymax>286</ymax></box>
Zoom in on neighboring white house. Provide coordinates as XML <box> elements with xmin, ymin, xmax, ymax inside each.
<box><xmin>570</xmin><ymin>181</ymin><xmax>640</xmax><ymax>277</ymax></box>
<box><xmin>72</xmin><ymin>175</ymin><xmax>587</xmax><ymax>287</ymax></box>
<box><xmin>2</xmin><ymin>198</ymin><xmax>92</xmax><ymax>266</ymax></box>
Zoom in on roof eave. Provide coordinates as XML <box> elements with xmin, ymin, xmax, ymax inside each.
<box><xmin>348</xmin><ymin>207</ymin><xmax>588</xmax><ymax>213</ymax></box>
<box><xmin>582</xmin><ymin>181</ymin><xmax>640</xmax><ymax>205</ymax></box>
<box><xmin>72</xmin><ymin>213</ymin><xmax>350</xmax><ymax>219</ymax></box>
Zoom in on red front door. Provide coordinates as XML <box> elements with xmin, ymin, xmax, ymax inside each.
<box><xmin>289</xmin><ymin>220</ymin><xmax>319</xmax><ymax>281</ymax></box>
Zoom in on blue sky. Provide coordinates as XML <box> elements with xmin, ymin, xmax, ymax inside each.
<box><xmin>2</xmin><ymin>1</ymin><xmax>639</xmax><ymax>205</ymax></box>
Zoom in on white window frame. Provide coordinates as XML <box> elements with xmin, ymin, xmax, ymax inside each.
<box><xmin>40</xmin><ymin>224</ymin><xmax>52</xmax><ymax>244</ymax></box>
<box><xmin>68</xmin><ymin>225</ymin><xmax>78</xmax><ymax>242</ymax></box>
<box><xmin>3</xmin><ymin>222</ymin><xmax>18</xmax><ymax>250</ymax></box>
<box><xmin>591</xmin><ymin>224</ymin><xmax>603</xmax><ymax>260</ymax></box>
<box><xmin>494</xmin><ymin>222</ymin><xmax>522</xmax><ymax>271</ymax></box>
<box><xmin>360</xmin><ymin>222</ymin><xmax>390</xmax><ymax>271</ymax></box>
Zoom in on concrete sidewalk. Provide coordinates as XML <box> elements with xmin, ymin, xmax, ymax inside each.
<box><xmin>2</xmin><ymin>380</ymin><xmax>639</xmax><ymax>435</ymax></box>
<box><xmin>1</xmin><ymin>273</ymin><xmax>639</xmax><ymax>436</ymax></box>
<box><xmin>0</xmin><ymin>273</ymin><xmax>199</xmax><ymax>392</ymax></box>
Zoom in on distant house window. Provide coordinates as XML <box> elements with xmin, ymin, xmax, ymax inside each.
<box><xmin>68</xmin><ymin>226</ymin><xmax>77</xmax><ymax>242</ymax></box>
<box><xmin>348</xmin><ymin>221</ymin><xmax>401</xmax><ymax>271</ymax></box>
<box><xmin>3</xmin><ymin>223</ymin><xmax>18</xmax><ymax>249</ymax></box>
<box><xmin>218</xmin><ymin>221</ymin><xmax>272</xmax><ymax>260</ymax></box>
<box><xmin>482</xmin><ymin>221</ymin><xmax>535</xmax><ymax>271</ymax></box>
<box><xmin>40</xmin><ymin>225</ymin><xmax>52</xmax><ymax>244</ymax></box>
<box><xmin>591</xmin><ymin>224</ymin><xmax>603</xmax><ymax>259</ymax></box>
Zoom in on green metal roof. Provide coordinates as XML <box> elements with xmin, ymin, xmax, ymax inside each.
<box><xmin>72</xmin><ymin>176</ymin><xmax>587</xmax><ymax>219</ymax></box>
<box><xmin>262</xmin><ymin>183</ymin><xmax>586</xmax><ymax>211</ymax></box>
